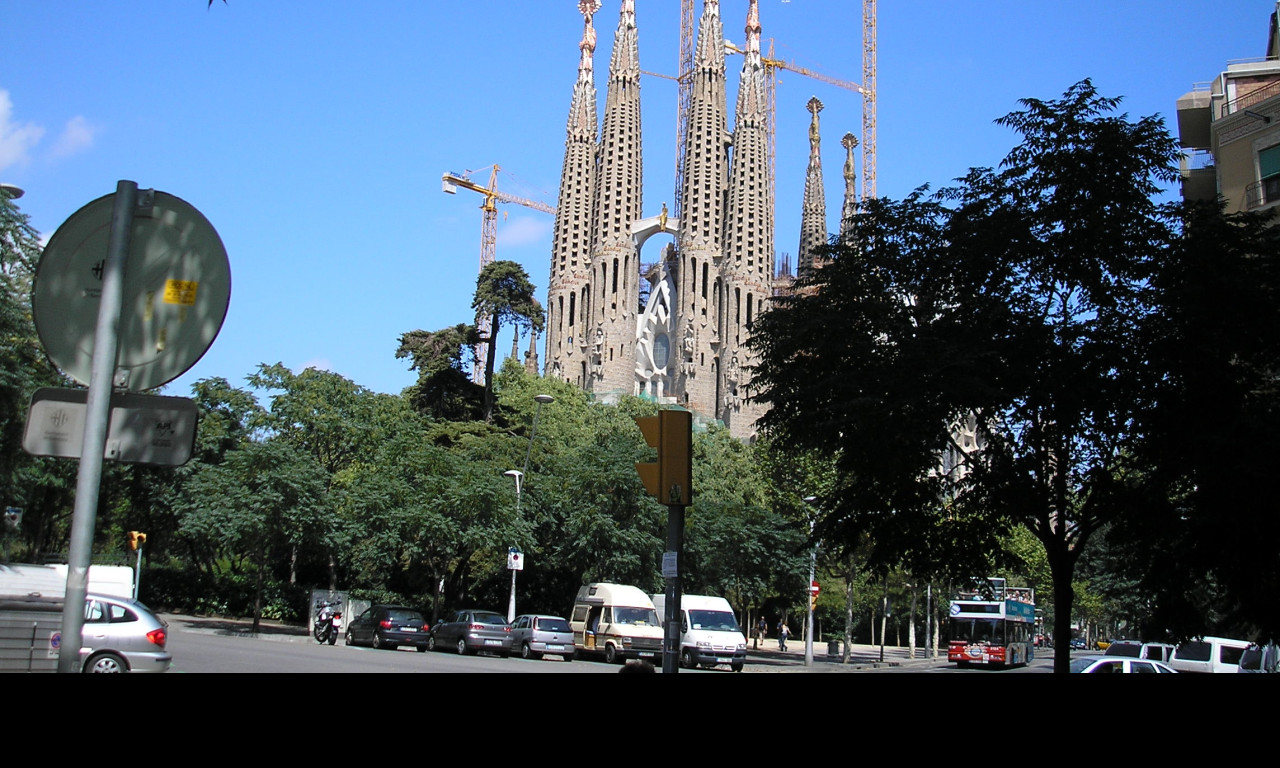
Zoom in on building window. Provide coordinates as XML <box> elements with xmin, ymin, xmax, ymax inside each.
<box><xmin>1262</xmin><ymin>144</ymin><xmax>1280</xmax><ymax>204</ymax></box>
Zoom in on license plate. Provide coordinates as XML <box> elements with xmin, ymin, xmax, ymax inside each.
<box><xmin>401</xmin><ymin>627</ymin><xmax>416</xmax><ymax>632</ymax></box>
<box><xmin>716</xmin><ymin>657</ymin><xmax>732</xmax><ymax>663</ymax></box>
<box><xmin>639</xmin><ymin>652</ymin><xmax>656</xmax><ymax>658</ymax></box>
<box><xmin>485</xmin><ymin>639</ymin><xmax>501</xmax><ymax>646</ymax></box>
<box><xmin>546</xmin><ymin>644</ymin><xmax>564</xmax><ymax>651</ymax></box>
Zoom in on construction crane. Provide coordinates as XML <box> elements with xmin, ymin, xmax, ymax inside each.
<box><xmin>441</xmin><ymin>165</ymin><xmax>556</xmax><ymax>384</ymax></box>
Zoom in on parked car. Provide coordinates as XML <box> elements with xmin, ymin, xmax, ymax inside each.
<box><xmin>510</xmin><ymin>614</ymin><xmax>575</xmax><ymax>661</ymax></box>
<box><xmin>1169</xmin><ymin>636</ymin><xmax>1251</xmax><ymax>673</ymax></box>
<box><xmin>1104</xmin><ymin>640</ymin><xmax>1175</xmax><ymax>663</ymax></box>
<box><xmin>1070</xmin><ymin>638</ymin><xmax>1088</xmax><ymax>650</ymax></box>
<box><xmin>76</xmin><ymin>594</ymin><xmax>171</xmax><ymax>673</ymax></box>
<box><xmin>429</xmin><ymin>609</ymin><xmax>512</xmax><ymax>657</ymax></box>
<box><xmin>345</xmin><ymin>605</ymin><xmax>431</xmax><ymax>651</ymax></box>
<box><xmin>1070</xmin><ymin>655</ymin><xmax>1178</xmax><ymax>673</ymax></box>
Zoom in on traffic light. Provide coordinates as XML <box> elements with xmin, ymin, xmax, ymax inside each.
<box><xmin>128</xmin><ymin>531</ymin><xmax>147</xmax><ymax>551</ymax></box>
<box><xmin>634</xmin><ymin>409</ymin><xmax>692</xmax><ymax>506</ymax></box>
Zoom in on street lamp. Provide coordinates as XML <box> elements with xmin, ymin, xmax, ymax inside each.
<box><xmin>803</xmin><ymin>495</ymin><xmax>819</xmax><ymax>667</ymax></box>
<box><xmin>504</xmin><ymin>394</ymin><xmax>554</xmax><ymax>622</ymax></box>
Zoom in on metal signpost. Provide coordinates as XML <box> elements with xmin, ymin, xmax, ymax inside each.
<box><xmin>28</xmin><ymin>181</ymin><xmax>230</xmax><ymax>672</ymax></box>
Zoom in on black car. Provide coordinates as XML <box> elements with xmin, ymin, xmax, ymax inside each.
<box><xmin>345</xmin><ymin>605</ymin><xmax>431</xmax><ymax>651</ymax></box>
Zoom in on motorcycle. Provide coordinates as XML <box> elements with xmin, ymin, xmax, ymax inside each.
<box><xmin>314</xmin><ymin>600</ymin><xmax>343</xmax><ymax>645</ymax></box>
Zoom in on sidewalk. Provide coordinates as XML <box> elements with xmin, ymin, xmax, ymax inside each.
<box><xmin>744</xmin><ymin>636</ymin><xmax>951</xmax><ymax>672</ymax></box>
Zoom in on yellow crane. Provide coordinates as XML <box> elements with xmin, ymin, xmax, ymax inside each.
<box><xmin>441</xmin><ymin>165</ymin><xmax>556</xmax><ymax>384</ymax></box>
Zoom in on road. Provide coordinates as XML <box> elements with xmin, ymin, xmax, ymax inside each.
<box><xmin>164</xmin><ymin>614</ymin><xmax>1062</xmax><ymax>673</ymax></box>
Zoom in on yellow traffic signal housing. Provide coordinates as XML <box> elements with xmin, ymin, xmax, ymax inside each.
<box><xmin>128</xmin><ymin>531</ymin><xmax>147</xmax><ymax>551</ymax></box>
<box><xmin>634</xmin><ymin>410</ymin><xmax>692</xmax><ymax>506</ymax></box>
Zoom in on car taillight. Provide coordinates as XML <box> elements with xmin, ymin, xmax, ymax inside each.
<box><xmin>504</xmin><ymin>626</ymin><xmax>511</xmax><ymax>633</ymax></box>
<box><xmin>147</xmin><ymin>628</ymin><xmax>167</xmax><ymax>648</ymax></box>
<box><xmin>423</xmin><ymin>624</ymin><xmax>431</xmax><ymax>632</ymax></box>
<box><xmin>469</xmin><ymin>624</ymin><xmax>483</xmax><ymax>630</ymax></box>
<box><xmin>380</xmin><ymin>620</ymin><xmax>392</xmax><ymax>629</ymax></box>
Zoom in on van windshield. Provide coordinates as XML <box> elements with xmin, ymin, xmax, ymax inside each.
<box><xmin>689</xmin><ymin>610</ymin><xmax>739</xmax><ymax>632</ymax></box>
<box><xmin>613</xmin><ymin>607</ymin><xmax>658</xmax><ymax>626</ymax></box>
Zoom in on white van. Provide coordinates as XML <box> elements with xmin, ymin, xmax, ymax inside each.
<box><xmin>1169</xmin><ymin>636</ymin><xmax>1251</xmax><ymax>673</ymax></box>
<box><xmin>652</xmin><ymin>593</ymin><xmax>747</xmax><ymax>672</ymax></box>
<box><xmin>569</xmin><ymin>583</ymin><xmax>664</xmax><ymax>664</ymax></box>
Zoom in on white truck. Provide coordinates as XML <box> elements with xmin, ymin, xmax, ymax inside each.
<box><xmin>651</xmin><ymin>593</ymin><xmax>747</xmax><ymax>672</ymax></box>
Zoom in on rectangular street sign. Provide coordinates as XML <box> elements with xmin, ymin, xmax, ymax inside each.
<box><xmin>22</xmin><ymin>387</ymin><xmax>198</xmax><ymax>466</ymax></box>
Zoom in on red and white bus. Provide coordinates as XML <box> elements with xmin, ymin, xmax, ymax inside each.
<box><xmin>947</xmin><ymin>578</ymin><xmax>1036</xmax><ymax>668</ymax></box>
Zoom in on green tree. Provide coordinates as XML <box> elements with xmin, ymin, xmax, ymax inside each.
<box><xmin>396</xmin><ymin>323</ymin><xmax>484</xmax><ymax>421</ymax></box>
<box><xmin>472</xmin><ymin>261</ymin><xmax>544</xmax><ymax>422</ymax></box>
<box><xmin>750</xmin><ymin>81</ymin><xmax>1180</xmax><ymax>672</ymax></box>
<box><xmin>175</xmin><ymin>440</ymin><xmax>331</xmax><ymax>631</ymax></box>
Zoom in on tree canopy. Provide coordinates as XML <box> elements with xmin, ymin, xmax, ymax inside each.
<box><xmin>750</xmin><ymin>80</ymin><xmax>1186</xmax><ymax>670</ymax></box>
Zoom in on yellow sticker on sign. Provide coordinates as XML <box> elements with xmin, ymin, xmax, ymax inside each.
<box><xmin>163</xmin><ymin>280</ymin><xmax>198</xmax><ymax>306</ymax></box>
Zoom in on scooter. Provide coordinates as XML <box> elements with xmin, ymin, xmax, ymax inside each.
<box><xmin>314</xmin><ymin>601</ymin><xmax>343</xmax><ymax>645</ymax></box>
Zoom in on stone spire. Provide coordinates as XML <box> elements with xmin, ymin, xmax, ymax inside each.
<box><xmin>840</xmin><ymin>132</ymin><xmax>859</xmax><ymax>240</ymax></box>
<box><xmin>673</xmin><ymin>0</ymin><xmax>729</xmax><ymax>417</ymax></box>
<box><xmin>545</xmin><ymin>0</ymin><xmax>601</xmax><ymax>386</ymax></box>
<box><xmin>524</xmin><ymin>329</ymin><xmax>540</xmax><ymax>377</ymax></box>
<box><xmin>797</xmin><ymin>97</ymin><xmax>826</xmax><ymax>281</ymax></box>
<box><xmin>589</xmin><ymin>0</ymin><xmax>644</xmax><ymax>395</ymax></box>
<box><xmin>718</xmin><ymin>0</ymin><xmax>774</xmax><ymax>438</ymax></box>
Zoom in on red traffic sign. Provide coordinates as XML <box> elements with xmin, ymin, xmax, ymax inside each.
<box><xmin>810</xmin><ymin>580</ymin><xmax>820</xmax><ymax>596</ymax></box>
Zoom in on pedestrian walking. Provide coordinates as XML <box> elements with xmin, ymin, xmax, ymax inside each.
<box><xmin>779</xmin><ymin>622</ymin><xmax>791</xmax><ymax>652</ymax></box>
<box><xmin>754</xmin><ymin>616</ymin><xmax>767</xmax><ymax>650</ymax></box>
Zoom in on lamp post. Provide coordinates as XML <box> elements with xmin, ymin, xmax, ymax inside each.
<box><xmin>504</xmin><ymin>394</ymin><xmax>554</xmax><ymax>622</ymax></box>
<box><xmin>803</xmin><ymin>495</ymin><xmax>819</xmax><ymax>667</ymax></box>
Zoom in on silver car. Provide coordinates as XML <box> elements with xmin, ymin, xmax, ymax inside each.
<box><xmin>510</xmin><ymin>614</ymin><xmax>575</xmax><ymax>661</ymax></box>
<box><xmin>0</xmin><ymin>593</ymin><xmax>170</xmax><ymax>673</ymax></box>
<box><xmin>80</xmin><ymin>594</ymin><xmax>171</xmax><ymax>673</ymax></box>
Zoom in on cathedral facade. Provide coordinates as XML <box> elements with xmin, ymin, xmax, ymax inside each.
<box><xmin>542</xmin><ymin>0</ymin><xmax>853</xmax><ymax>440</ymax></box>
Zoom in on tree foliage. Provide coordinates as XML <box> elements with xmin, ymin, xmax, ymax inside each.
<box><xmin>472</xmin><ymin>260</ymin><xmax>544</xmax><ymax>422</ymax></box>
<box><xmin>750</xmin><ymin>81</ymin><xmax>1182</xmax><ymax>671</ymax></box>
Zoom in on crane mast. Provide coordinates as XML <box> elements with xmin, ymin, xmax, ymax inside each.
<box><xmin>441</xmin><ymin>165</ymin><xmax>556</xmax><ymax>385</ymax></box>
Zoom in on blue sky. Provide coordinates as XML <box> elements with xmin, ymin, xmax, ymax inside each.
<box><xmin>2</xmin><ymin>1</ymin><xmax>1272</xmax><ymax>398</ymax></box>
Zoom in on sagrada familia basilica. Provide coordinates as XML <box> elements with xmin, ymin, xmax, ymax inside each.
<box><xmin>537</xmin><ymin>0</ymin><xmax>858</xmax><ymax>439</ymax></box>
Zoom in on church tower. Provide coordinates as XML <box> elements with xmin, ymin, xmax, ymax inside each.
<box><xmin>546</xmin><ymin>1</ymin><xmax>601</xmax><ymax>388</ymax></box>
<box><xmin>797</xmin><ymin>97</ymin><xmax>826</xmax><ymax>280</ymax></box>
<box><xmin>840</xmin><ymin>132</ymin><xmax>859</xmax><ymax>239</ymax></box>
<box><xmin>545</xmin><ymin>1</ymin><xmax>800</xmax><ymax>440</ymax></box>
<box><xmin>591</xmin><ymin>0</ymin><xmax>645</xmax><ymax>395</ymax></box>
<box><xmin>718</xmin><ymin>0</ymin><xmax>774</xmax><ymax>436</ymax></box>
<box><xmin>673</xmin><ymin>0</ymin><xmax>729</xmax><ymax>418</ymax></box>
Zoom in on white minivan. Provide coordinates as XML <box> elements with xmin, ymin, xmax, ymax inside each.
<box><xmin>651</xmin><ymin>593</ymin><xmax>747</xmax><ymax>672</ymax></box>
<box><xmin>1169</xmin><ymin>636</ymin><xmax>1251</xmax><ymax>673</ymax></box>
<box><xmin>569</xmin><ymin>583</ymin><xmax>664</xmax><ymax>664</ymax></box>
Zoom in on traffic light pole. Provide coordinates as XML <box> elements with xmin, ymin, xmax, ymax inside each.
<box><xmin>662</xmin><ymin>501</ymin><xmax>685</xmax><ymax>674</ymax></box>
<box><xmin>634</xmin><ymin>409</ymin><xmax>692</xmax><ymax>674</ymax></box>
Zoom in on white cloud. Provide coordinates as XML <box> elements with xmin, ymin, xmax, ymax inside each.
<box><xmin>49</xmin><ymin>115</ymin><xmax>97</xmax><ymax>159</ymax></box>
<box><xmin>0</xmin><ymin>90</ymin><xmax>45</xmax><ymax>173</ymax></box>
<box><xmin>296</xmin><ymin>358</ymin><xmax>333</xmax><ymax>373</ymax></box>
<box><xmin>497</xmin><ymin>215</ymin><xmax>552</xmax><ymax>248</ymax></box>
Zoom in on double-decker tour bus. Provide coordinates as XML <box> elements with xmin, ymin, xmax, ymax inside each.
<box><xmin>947</xmin><ymin>578</ymin><xmax>1035</xmax><ymax>668</ymax></box>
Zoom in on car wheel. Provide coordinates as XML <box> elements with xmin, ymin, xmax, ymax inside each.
<box><xmin>344</xmin><ymin>631</ymin><xmax>353</xmax><ymax>646</ymax></box>
<box><xmin>521</xmin><ymin>642</ymin><xmax>541</xmax><ymax>660</ymax></box>
<box><xmin>427</xmin><ymin>635</ymin><xmax>437</xmax><ymax>652</ymax></box>
<box><xmin>604</xmin><ymin>644</ymin><xmax>619</xmax><ymax>664</ymax></box>
<box><xmin>84</xmin><ymin>652</ymin><xmax>127</xmax><ymax>673</ymax></box>
<box><xmin>564</xmin><ymin>652</ymin><xmax>575</xmax><ymax>662</ymax></box>
<box><xmin>681</xmin><ymin>648</ymin><xmax>695</xmax><ymax>669</ymax></box>
<box><xmin>731</xmin><ymin>661</ymin><xmax>744</xmax><ymax>672</ymax></box>
<box><xmin>457</xmin><ymin>637</ymin><xmax>469</xmax><ymax>655</ymax></box>
<box><xmin>416</xmin><ymin>645</ymin><xmax>428</xmax><ymax>653</ymax></box>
